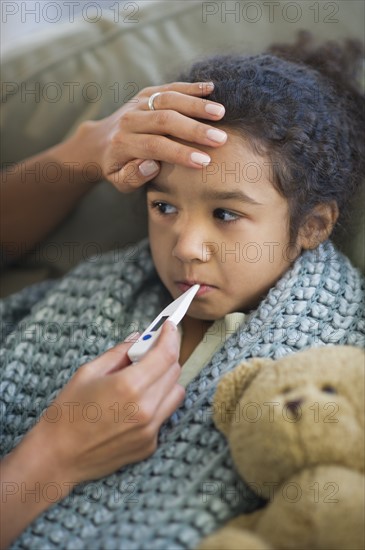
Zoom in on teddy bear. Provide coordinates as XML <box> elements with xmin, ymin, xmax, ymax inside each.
<box><xmin>198</xmin><ymin>345</ymin><xmax>365</xmax><ymax>550</ymax></box>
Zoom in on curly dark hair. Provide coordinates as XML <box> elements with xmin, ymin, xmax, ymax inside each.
<box><xmin>179</xmin><ymin>31</ymin><xmax>365</xmax><ymax>242</ymax></box>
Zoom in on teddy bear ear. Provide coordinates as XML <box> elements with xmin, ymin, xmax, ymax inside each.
<box><xmin>213</xmin><ymin>357</ymin><xmax>273</xmax><ymax>437</ymax></box>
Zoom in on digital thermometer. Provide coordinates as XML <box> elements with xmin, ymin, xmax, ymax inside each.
<box><xmin>127</xmin><ymin>284</ymin><xmax>200</xmax><ymax>363</ymax></box>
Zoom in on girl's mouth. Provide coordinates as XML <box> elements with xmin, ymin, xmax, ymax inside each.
<box><xmin>176</xmin><ymin>281</ymin><xmax>216</xmax><ymax>297</ymax></box>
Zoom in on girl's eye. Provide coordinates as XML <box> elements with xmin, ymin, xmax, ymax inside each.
<box><xmin>150</xmin><ymin>201</ymin><xmax>177</xmax><ymax>216</ymax></box>
<box><xmin>214</xmin><ymin>208</ymin><xmax>240</xmax><ymax>223</ymax></box>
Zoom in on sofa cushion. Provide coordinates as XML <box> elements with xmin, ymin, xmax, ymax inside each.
<box><xmin>1</xmin><ymin>0</ymin><xmax>363</xmax><ymax>296</ymax></box>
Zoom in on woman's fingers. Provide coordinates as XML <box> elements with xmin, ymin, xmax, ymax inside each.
<box><xmin>138</xmin><ymin>383</ymin><xmax>185</xmax><ymax>447</ymax></box>
<box><xmin>129</xmin><ymin>321</ymin><xmax>181</xmax><ymax>388</ymax></box>
<box><xmin>109</xmin><ymin>133</ymin><xmax>212</xmax><ymax>191</ymax></box>
<box><xmin>143</xmin><ymin>362</ymin><xmax>186</xmax><ymax>421</ymax></box>
<box><xmin>141</xmin><ymin>90</ymin><xmax>225</xmax><ymax>121</ymax></box>
<box><xmin>94</xmin><ymin>80</ymin><xmax>227</xmax><ymax>189</ymax></box>
<box><xmin>109</xmin><ymin>159</ymin><xmax>161</xmax><ymax>192</ymax></box>
<box><xmin>141</xmin><ymin>81</ymin><xmax>216</xmax><ymax>99</ymax></box>
<box><xmin>121</xmin><ymin>110</ymin><xmax>227</xmax><ymax>146</ymax></box>
<box><xmin>107</xmin><ymin>112</ymin><xmax>226</xmax><ymax>188</ymax></box>
<box><xmin>78</xmin><ymin>331</ymin><xmax>140</xmax><ymax>377</ymax></box>
<box><xmin>157</xmin><ymin>382</ymin><xmax>186</xmax><ymax>421</ymax></box>
<box><xmin>103</xmin><ymin>322</ymin><xmax>185</xmax><ymax>431</ymax></box>
<box><xmin>32</xmin><ymin>320</ymin><xmax>186</xmax><ymax>483</ymax></box>
<box><xmin>127</xmin><ymin>82</ymin><xmax>221</xmax><ymax>120</ymax></box>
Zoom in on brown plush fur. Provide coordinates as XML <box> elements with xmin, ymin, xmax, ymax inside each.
<box><xmin>198</xmin><ymin>346</ymin><xmax>365</xmax><ymax>550</ymax></box>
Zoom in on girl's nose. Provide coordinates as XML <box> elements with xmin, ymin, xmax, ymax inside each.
<box><xmin>172</xmin><ymin>223</ymin><xmax>213</xmax><ymax>264</ymax></box>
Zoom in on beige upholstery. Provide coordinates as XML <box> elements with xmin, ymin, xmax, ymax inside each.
<box><xmin>1</xmin><ymin>1</ymin><xmax>364</xmax><ymax>297</ymax></box>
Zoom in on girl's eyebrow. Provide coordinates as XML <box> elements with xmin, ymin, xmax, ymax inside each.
<box><xmin>207</xmin><ymin>189</ymin><xmax>263</xmax><ymax>206</ymax></box>
<box><xmin>146</xmin><ymin>180</ymin><xmax>263</xmax><ymax>206</ymax></box>
<box><xmin>146</xmin><ymin>180</ymin><xmax>166</xmax><ymax>193</ymax></box>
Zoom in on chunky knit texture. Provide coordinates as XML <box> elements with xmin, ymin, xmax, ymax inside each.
<box><xmin>1</xmin><ymin>238</ymin><xmax>364</xmax><ymax>549</ymax></box>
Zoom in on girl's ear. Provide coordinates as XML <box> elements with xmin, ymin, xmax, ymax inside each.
<box><xmin>297</xmin><ymin>201</ymin><xmax>339</xmax><ymax>250</ymax></box>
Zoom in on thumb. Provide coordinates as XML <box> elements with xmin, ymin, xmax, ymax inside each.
<box><xmin>86</xmin><ymin>331</ymin><xmax>140</xmax><ymax>376</ymax></box>
<box><xmin>110</xmin><ymin>159</ymin><xmax>160</xmax><ymax>192</ymax></box>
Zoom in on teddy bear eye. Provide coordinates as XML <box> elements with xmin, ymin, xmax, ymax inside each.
<box><xmin>321</xmin><ymin>385</ymin><xmax>337</xmax><ymax>394</ymax></box>
<box><xmin>282</xmin><ymin>387</ymin><xmax>292</xmax><ymax>394</ymax></box>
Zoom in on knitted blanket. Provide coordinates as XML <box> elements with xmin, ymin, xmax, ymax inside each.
<box><xmin>1</xmin><ymin>238</ymin><xmax>364</xmax><ymax>550</ymax></box>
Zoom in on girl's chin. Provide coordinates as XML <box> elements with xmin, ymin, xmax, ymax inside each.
<box><xmin>185</xmin><ymin>305</ymin><xmax>229</xmax><ymax>323</ymax></box>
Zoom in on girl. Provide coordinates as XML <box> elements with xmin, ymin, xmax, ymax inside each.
<box><xmin>1</xmin><ymin>33</ymin><xmax>364</xmax><ymax>549</ymax></box>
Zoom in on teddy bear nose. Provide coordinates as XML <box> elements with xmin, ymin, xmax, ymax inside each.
<box><xmin>285</xmin><ymin>398</ymin><xmax>303</xmax><ymax>414</ymax></box>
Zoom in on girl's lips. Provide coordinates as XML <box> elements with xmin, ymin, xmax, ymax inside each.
<box><xmin>176</xmin><ymin>282</ymin><xmax>216</xmax><ymax>296</ymax></box>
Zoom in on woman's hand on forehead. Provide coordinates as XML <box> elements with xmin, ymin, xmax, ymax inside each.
<box><xmin>80</xmin><ymin>81</ymin><xmax>227</xmax><ymax>193</ymax></box>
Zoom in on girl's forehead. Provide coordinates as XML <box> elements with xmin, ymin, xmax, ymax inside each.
<box><xmin>161</xmin><ymin>132</ymin><xmax>271</xmax><ymax>179</ymax></box>
<box><xmin>156</xmin><ymin>134</ymin><xmax>279</xmax><ymax>203</ymax></box>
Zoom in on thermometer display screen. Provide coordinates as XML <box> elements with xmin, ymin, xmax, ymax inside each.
<box><xmin>151</xmin><ymin>315</ymin><xmax>169</xmax><ymax>332</ymax></box>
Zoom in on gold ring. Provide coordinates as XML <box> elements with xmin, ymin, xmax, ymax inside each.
<box><xmin>148</xmin><ymin>92</ymin><xmax>162</xmax><ymax>111</ymax></box>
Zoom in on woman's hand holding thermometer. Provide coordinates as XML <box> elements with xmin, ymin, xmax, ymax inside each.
<box><xmin>127</xmin><ymin>284</ymin><xmax>200</xmax><ymax>363</ymax></box>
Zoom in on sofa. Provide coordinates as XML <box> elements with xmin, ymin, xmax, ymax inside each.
<box><xmin>1</xmin><ymin>0</ymin><xmax>364</xmax><ymax>298</ymax></box>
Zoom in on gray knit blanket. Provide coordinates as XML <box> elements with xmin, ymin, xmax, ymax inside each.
<box><xmin>1</xmin><ymin>238</ymin><xmax>364</xmax><ymax>549</ymax></box>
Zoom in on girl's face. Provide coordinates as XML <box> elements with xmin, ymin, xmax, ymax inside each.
<box><xmin>147</xmin><ymin>133</ymin><xmax>301</xmax><ymax>320</ymax></box>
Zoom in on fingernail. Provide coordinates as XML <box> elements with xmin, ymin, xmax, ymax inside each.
<box><xmin>190</xmin><ymin>152</ymin><xmax>211</xmax><ymax>166</ymax></box>
<box><xmin>139</xmin><ymin>160</ymin><xmax>159</xmax><ymax>177</ymax></box>
<box><xmin>205</xmin><ymin>103</ymin><xmax>225</xmax><ymax>116</ymax></box>
<box><xmin>166</xmin><ymin>320</ymin><xmax>177</xmax><ymax>331</ymax></box>
<box><xmin>124</xmin><ymin>331</ymin><xmax>140</xmax><ymax>342</ymax></box>
<box><xmin>206</xmin><ymin>128</ymin><xmax>227</xmax><ymax>144</ymax></box>
<box><xmin>199</xmin><ymin>82</ymin><xmax>214</xmax><ymax>91</ymax></box>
